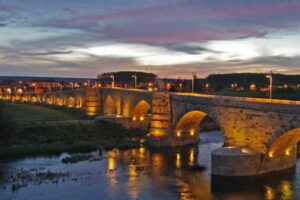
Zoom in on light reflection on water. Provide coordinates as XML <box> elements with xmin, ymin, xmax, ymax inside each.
<box><xmin>0</xmin><ymin>131</ymin><xmax>299</xmax><ymax>200</ymax></box>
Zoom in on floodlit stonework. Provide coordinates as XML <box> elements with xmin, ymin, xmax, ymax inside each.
<box><xmin>4</xmin><ymin>88</ymin><xmax>300</xmax><ymax>176</ymax></box>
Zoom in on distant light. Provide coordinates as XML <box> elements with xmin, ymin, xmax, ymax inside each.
<box><xmin>17</xmin><ymin>88</ymin><xmax>23</xmax><ymax>94</ymax></box>
<box><xmin>176</xmin><ymin>131</ymin><xmax>181</xmax><ymax>137</ymax></box>
<box><xmin>250</xmin><ymin>84</ymin><xmax>257</xmax><ymax>91</ymax></box>
<box><xmin>140</xmin><ymin>116</ymin><xmax>144</xmax><ymax>121</ymax></box>
<box><xmin>132</xmin><ymin>116</ymin><xmax>137</xmax><ymax>121</ymax></box>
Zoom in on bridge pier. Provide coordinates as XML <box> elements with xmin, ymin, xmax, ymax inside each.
<box><xmin>212</xmin><ymin>146</ymin><xmax>298</xmax><ymax>176</ymax></box>
<box><xmin>212</xmin><ymin>147</ymin><xmax>262</xmax><ymax>176</ymax></box>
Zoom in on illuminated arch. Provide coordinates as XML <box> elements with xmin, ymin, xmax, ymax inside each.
<box><xmin>266</xmin><ymin>128</ymin><xmax>300</xmax><ymax>158</ymax></box>
<box><xmin>45</xmin><ymin>97</ymin><xmax>52</xmax><ymax>104</ymax></box>
<box><xmin>20</xmin><ymin>96</ymin><xmax>26</xmax><ymax>102</ymax></box>
<box><xmin>104</xmin><ymin>96</ymin><xmax>116</xmax><ymax>114</ymax></box>
<box><xmin>55</xmin><ymin>97</ymin><xmax>62</xmax><ymax>106</ymax></box>
<box><xmin>77</xmin><ymin>97</ymin><xmax>83</xmax><ymax>108</ymax></box>
<box><xmin>175</xmin><ymin>111</ymin><xmax>208</xmax><ymax>137</ymax></box>
<box><xmin>67</xmin><ymin>96</ymin><xmax>76</xmax><ymax>108</ymax></box>
<box><xmin>31</xmin><ymin>96</ymin><xmax>38</xmax><ymax>103</ymax></box>
<box><xmin>11</xmin><ymin>96</ymin><xmax>16</xmax><ymax>102</ymax></box>
<box><xmin>261</xmin><ymin>128</ymin><xmax>300</xmax><ymax>173</ymax></box>
<box><xmin>132</xmin><ymin>100</ymin><xmax>151</xmax><ymax>120</ymax></box>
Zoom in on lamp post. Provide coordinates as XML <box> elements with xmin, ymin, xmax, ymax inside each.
<box><xmin>32</xmin><ymin>84</ymin><xmax>37</xmax><ymax>93</ymax></box>
<box><xmin>59</xmin><ymin>84</ymin><xmax>63</xmax><ymax>92</ymax></box>
<box><xmin>48</xmin><ymin>83</ymin><xmax>51</xmax><ymax>93</ymax></box>
<box><xmin>110</xmin><ymin>75</ymin><xmax>115</xmax><ymax>88</ymax></box>
<box><xmin>190</xmin><ymin>74</ymin><xmax>196</xmax><ymax>93</ymax></box>
<box><xmin>266</xmin><ymin>71</ymin><xmax>273</xmax><ymax>100</ymax></box>
<box><xmin>132</xmin><ymin>75</ymin><xmax>137</xmax><ymax>89</ymax></box>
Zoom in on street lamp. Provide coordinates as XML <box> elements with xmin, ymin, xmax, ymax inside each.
<box><xmin>59</xmin><ymin>83</ymin><xmax>63</xmax><ymax>92</ymax></box>
<box><xmin>32</xmin><ymin>83</ymin><xmax>37</xmax><ymax>93</ymax></box>
<box><xmin>132</xmin><ymin>75</ymin><xmax>137</xmax><ymax>89</ymax></box>
<box><xmin>190</xmin><ymin>74</ymin><xmax>196</xmax><ymax>93</ymax></box>
<box><xmin>110</xmin><ymin>75</ymin><xmax>115</xmax><ymax>88</ymax></box>
<box><xmin>266</xmin><ymin>71</ymin><xmax>273</xmax><ymax>100</ymax></box>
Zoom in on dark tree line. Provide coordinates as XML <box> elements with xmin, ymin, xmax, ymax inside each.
<box><xmin>206</xmin><ymin>73</ymin><xmax>300</xmax><ymax>87</ymax></box>
<box><xmin>99</xmin><ymin>71</ymin><xmax>157</xmax><ymax>84</ymax></box>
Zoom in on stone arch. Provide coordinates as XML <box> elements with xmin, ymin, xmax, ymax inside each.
<box><xmin>45</xmin><ymin>97</ymin><xmax>52</xmax><ymax>104</ymax></box>
<box><xmin>77</xmin><ymin>97</ymin><xmax>83</xmax><ymax>108</ymax></box>
<box><xmin>104</xmin><ymin>96</ymin><xmax>116</xmax><ymax>115</ymax></box>
<box><xmin>31</xmin><ymin>96</ymin><xmax>38</xmax><ymax>103</ymax></box>
<box><xmin>55</xmin><ymin>97</ymin><xmax>63</xmax><ymax>106</ymax></box>
<box><xmin>67</xmin><ymin>96</ymin><xmax>76</xmax><ymax>108</ymax></box>
<box><xmin>20</xmin><ymin>96</ymin><xmax>26</xmax><ymax>102</ymax></box>
<box><xmin>132</xmin><ymin>100</ymin><xmax>151</xmax><ymax>120</ymax></box>
<box><xmin>175</xmin><ymin>110</ymin><xmax>208</xmax><ymax>137</ymax></box>
<box><xmin>261</xmin><ymin>128</ymin><xmax>300</xmax><ymax>173</ymax></box>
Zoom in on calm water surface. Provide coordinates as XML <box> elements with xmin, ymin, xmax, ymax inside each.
<box><xmin>0</xmin><ymin>131</ymin><xmax>299</xmax><ymax>200</ymax></box>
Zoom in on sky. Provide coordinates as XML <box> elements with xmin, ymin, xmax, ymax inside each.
<box><xmin>1</xmin><ymin>0</ymin><xmax>300</xmax><ymax>78</ymax></box>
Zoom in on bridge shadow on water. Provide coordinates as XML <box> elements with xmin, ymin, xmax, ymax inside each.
<box><xmin>211</xmin><ymin>169</ymin><xmax>296</xmax><ymax>200</ymax></box>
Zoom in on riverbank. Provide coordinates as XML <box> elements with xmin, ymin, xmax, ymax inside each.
<box><xmin>0</xmin><ymin>102</ymin><xmax>146</xmax><ymax>159</ymax></box>
<box><xmin>0</xmin><ymin>120</ymin><xmax>146</xmax><ymax>160</ymax></box>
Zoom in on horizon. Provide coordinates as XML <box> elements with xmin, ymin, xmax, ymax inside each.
<box><xmin>1</xmin><ymin>71</ymin><xmax>300</xmax><ymax>81</ymax></box>
<box><xmin>1</xmin><ymin>1</ymin><xmax>300</xmax><ymax>78</ymax></box>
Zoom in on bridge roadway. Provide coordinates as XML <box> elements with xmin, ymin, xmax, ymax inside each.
<box><xmin>1</xmin><ymin>87</ymin><xmax>300</xmax><ymax>176</ymax></box>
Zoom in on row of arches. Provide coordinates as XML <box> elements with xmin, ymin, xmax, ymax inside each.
<box><xmin>103</xmin><ymin>95</ymin><xmax>151</xmax><ymax>120</ymax></box>
<box><xmin>18</xmin><ymin>95</ymin><xmax>83</xmax><ymax>109</ymax></box>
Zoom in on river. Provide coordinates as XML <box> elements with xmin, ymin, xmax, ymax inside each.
<box><xmin>0</xmin><ymin>131</ymin><xmax>299</xmax><ymax>200</ymax></box>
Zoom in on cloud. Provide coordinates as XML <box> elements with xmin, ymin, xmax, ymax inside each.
<box><xmin>22</xmin><ymin>50</ymin><xmax>73</xmax><ymax>56</ymax></box>
<box><xmin>1</xmin><ymin>0</ymin><xmax>300</xmax><ymax>78</ymax></box>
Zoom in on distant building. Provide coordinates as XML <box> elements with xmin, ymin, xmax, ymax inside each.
<box><xmin>27</xmin><ymin>81</ymin><xmax>61</xmax><ymax>88</ymax></box>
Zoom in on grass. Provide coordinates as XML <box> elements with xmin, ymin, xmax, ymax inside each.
<box><xmin>3</xmin><ymin>102</ymin><xmax>87</xmax><ymax>127</ymax></box>
<box><xmin>0</xmin><ymin>102</ymin><xmax>147</xmax><ymax>159</ymax></box>
<box><xmin>0</xmin><ymin>120</ymin><xmax>146</xmax><ymax>159</ymax></box>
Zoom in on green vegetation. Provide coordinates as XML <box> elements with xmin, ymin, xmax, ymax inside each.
<box><xmin>0</xmin><ymin>102</ymin><xmax>17</xmax><ymax>144</ymax></box>
<box><xmin>207</xmin><ymin>73</ymin><xmax>300</xmax><ymax>87</ymax></box>
<box><xmin>210</xmin><ymin>88</ymin><xmax>300</xmax><ymax>100</ymax></box>
<box><xmin>0</xmin><ymin>101</ymin><xmax>146</xmax><ymax>159</ymax></box>
<box><xmin>3</xmin><ymin>102</ymin><xmax>87</xmax><ymax>127</ymax></box>
<box><xmin>99</xmin><ymin>71</ymin><xmax>157</xmax><ymax>85</ymax></box>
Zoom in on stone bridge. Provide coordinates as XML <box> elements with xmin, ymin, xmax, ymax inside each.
<box><xmin>2</xmin><ymin>88</ymin><xmax>300</xmax><ymax>176</ymax></box>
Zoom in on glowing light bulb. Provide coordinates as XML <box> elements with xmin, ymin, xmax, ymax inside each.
<box><xmin>268</xmin><ymin>151</ymin><xmax>274</xmax><ymax>158</ymax></box>
<box><xmin>285</xmin><ymin>149</ymin><xmax>290</xmax><ymax>156</ymax></box>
